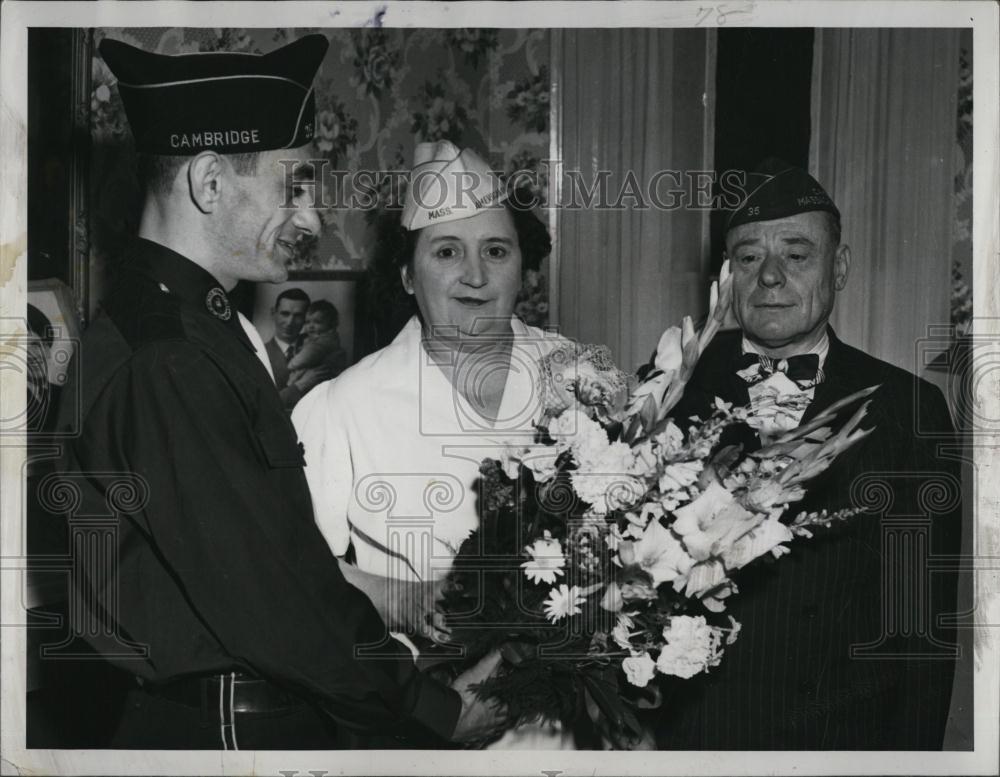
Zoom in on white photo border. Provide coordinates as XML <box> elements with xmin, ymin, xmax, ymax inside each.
<box><xmin>1</xmin><ymin>2</ymin><xmax>997</xmax><ymax>775</ymax></box>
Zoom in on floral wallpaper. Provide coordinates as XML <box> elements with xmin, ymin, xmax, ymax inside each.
<box><xmin>88</xmin><ymin>27</ymin><xmax>552</xmax><ymax>326</ymax></box>
<box><xmin>950</xmin><ymin>45</ymin><xmax>973</xmax><ymax>336</ymax></box>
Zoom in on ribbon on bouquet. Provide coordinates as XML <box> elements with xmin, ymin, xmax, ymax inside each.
<box><xmin>347</xmin><ymin>518</ymin><xmax>423</xmax><ymax>581</ymax></box>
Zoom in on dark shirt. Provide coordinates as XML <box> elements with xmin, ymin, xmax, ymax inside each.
<box><xmin>55</xmin><ymin>238</ymin><xmax>459</xmax><ymax>738</ymax></box>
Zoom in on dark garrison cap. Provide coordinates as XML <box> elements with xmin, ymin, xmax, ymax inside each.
<box><xmin>725</xmin><ymin>158</ymin><xmax>840</xmax><ymax>232</ymax></box>
<box><xmin>99</xmin><ymin>34</ymin><xmax>329</xmax><ymax>155</ymax></box>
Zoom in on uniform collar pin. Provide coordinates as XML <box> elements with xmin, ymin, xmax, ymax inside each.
<box><xmin>205</xmin><ymin>287</ymin><xmax>232</xmax><ymax>321</ymax></box>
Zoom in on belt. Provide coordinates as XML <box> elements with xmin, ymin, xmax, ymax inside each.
<box><xmin>142</xmin><ymin>672</ymin><xmax>306</xmax><ymax>715</ymax></box>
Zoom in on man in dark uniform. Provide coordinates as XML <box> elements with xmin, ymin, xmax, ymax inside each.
<box><xmin>653</xmin><ymin>161</ymin><xmax>963</xmax><ymax>749</ymax></box>
<box><xmin>54</xmin><ymin>34</ymin><xmax>502</xmax><ymax>749</ymax></box>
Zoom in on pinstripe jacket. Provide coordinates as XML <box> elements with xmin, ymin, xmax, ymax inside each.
<box><xmin>653</xmin><ymin>327</ymin><xmax>961</xmax><ymax>749</ymax></box>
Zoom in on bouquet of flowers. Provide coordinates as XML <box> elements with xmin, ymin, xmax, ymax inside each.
<box><xmin>440</xmin><ymin>262</ymin><xmax>879</xmax><ymax>747</ymax></box>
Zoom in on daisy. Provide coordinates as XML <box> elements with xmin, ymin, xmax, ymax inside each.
<box><xmin>521</xmin><ymin>531</ymin><xmax>566</xmax><ymax>585</ymax></box>
<box><xmin>543</xmin><ymin>584</ymin><xmax>586</xmax><ymax>622</ymax></box>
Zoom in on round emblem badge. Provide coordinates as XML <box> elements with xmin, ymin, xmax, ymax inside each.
<box><xmin>205</xmin><ymin>287</ymin><xmax>232</xmax><ymax>321</ymax></box>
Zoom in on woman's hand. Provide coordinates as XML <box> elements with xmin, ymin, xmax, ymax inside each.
<box><xmin>335</xmin><ymin>560</ymin><xmax>452</xmax><ymax>642</ymax></box>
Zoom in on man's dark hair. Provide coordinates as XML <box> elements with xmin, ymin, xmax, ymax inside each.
<box><xmin>308</xmin><ymin>299</ymin><xmax>339</xmax><ymax>329</ymax></box>
<box><xmin>136</xmin><ymin>152</ymin><xmax>261</xmax><ymax>196</ymax></box>
<box><xmin>27</xmin><ymin>304</ymin><xmax>53</xmax><ymax>347</ymax></box>
<box><xmin>274</xmin><ymin>287</ymin><xmax>311</xmax><ymax>309</ymax></box>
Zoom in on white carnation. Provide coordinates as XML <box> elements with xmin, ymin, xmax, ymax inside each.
<box><xmin>655</xmin><ymin>615</ymin><xmax>725</xmax><ymax>679</ymax></box>
<box><xmin>571</xmin><ymin>472</ymin><xmax>644</xmax><ymax>515</ymax></box>
<box><xmin>623</xmin><ymin>651</ymin><xmax>657</xmax><ymax>688</ymax></box>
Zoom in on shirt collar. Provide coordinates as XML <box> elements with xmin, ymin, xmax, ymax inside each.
<box><xmin>273</xmin><ymin>335</ymin><xmax>295</xmax><ymax>352</ymax></box>
<box><xmin>741</xmin><ymin>330</ymin><xmax>830</xmax><ymax>369</ymax></box>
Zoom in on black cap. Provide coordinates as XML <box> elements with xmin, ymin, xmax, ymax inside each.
<box><xmin>725</xmin><ymin>158</ymin><xmax>840</xmax><ymax>232</ymax></box>
<box><xmin>99</xmin><ymin>34</ymin><xmax>329</xmax><ymax>155</ymax></box>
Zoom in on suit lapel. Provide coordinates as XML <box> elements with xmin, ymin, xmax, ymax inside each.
<box><xmin>801</xmin><ymin>328</ymin><xmax>868</xmax><ymax>424</ymax></box>
<box><xmin>692</xmin><ymin>333</ymin><xmax>751</xmax><ymax>409</ymax></box>
<box><xmin>266</xmin><ymin>338</ymin><xmax>291</xmax><ymax>388</ymax></box>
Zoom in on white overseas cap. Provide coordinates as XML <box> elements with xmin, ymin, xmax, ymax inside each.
<box><xmin>400</xmin><ymin>140</ymin><xmax>509</xmax><ymax>231</ymax></box>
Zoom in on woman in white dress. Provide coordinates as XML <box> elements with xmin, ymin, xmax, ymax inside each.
<box><xmin>293</xmin><ymin>141</ymin><xmax>575</xmax><ymax>748</ymax></box>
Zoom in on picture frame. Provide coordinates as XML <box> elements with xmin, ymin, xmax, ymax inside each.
<box><xmin>253</xmin><ymin>275</ymin><xmax>362</xmax><ymax>369</ymax></box>
<box><xmin>26</xmin><ymin>278</ymin><xmax>82</xmax><ymax>389</ymax></box>
<box><xmin>27</xmin><ymin>28</ymin><xmax>93</xmax><ymax>325</ymax></box>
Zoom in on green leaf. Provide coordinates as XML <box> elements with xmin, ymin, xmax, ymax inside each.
<box><xmin>623</xmin><ymin>413</ymin><xmax>643</xmax><ymax>444</ymax></box>
<box><xmin>620</xmin><ymin>704</ymin><xmax>643</xmax><ymax>737</ymax></box>
<box><xmin>581</xmin><ymin>670</ymin><xmax>626</xmax><ymax>730</ymax></box>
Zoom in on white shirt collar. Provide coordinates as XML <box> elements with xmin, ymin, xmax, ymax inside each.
<box><xmin>273</xmin><ymin>335</ymin><xmax>296</xmax><ymax>353</ymax></box>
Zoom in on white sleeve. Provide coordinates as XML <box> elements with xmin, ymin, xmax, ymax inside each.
<box><xmin>292</xmin><ymin>381</ymin><xmax>353</xmax><ymax>557</ymax></box>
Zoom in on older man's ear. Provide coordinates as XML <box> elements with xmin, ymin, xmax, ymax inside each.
<box><xmin>833</xmin><ymin>243</ymin><xmax>852</xmax><ymax>291</ymax></box>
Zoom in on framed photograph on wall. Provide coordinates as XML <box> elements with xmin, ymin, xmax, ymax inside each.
<box><xmin>252</xmin><ymin>274</ymin><xmax>362</xmax><ymax>382</ymax></box>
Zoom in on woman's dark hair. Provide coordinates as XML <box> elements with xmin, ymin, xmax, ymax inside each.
<box><xmin>378</xmin><ymin>191</ymin><xmax>550</xmax><ymax>274</ymax></box>
<box><xmin>368</xmin><ymin>185</ymin><xmax>551</xmax><ymax>331</ymax></box>
<box><xmin>364</xmin><ymin>183</ymin><xmax>552</xmax><ymax>350</ymax></box>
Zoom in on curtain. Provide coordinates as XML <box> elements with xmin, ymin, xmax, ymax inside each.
<box><xmin>810</xmin><ymin>29</ymin><xmax>960</xmax><ymax>373</ymax></box>
<box><xmin>553</xmin><ymin>29</ymin><xmax>714</xmax><ymax>370</ymax></box>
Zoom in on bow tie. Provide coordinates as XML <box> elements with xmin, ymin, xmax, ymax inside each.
<box><xmin>736</xmin><ymin>352</ymin><xmax>824</xmax><ymax>388</ymax></box>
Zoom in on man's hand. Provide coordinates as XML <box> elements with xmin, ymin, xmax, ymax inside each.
<box><xmin>449</xmin><ymin>649</ymin><xmax>508</xmax><ymax>744</ymax></box>
<box><xmin>383</xmin><ymin>577</ymin><xmax>452</xmax><ymax>643</ymax></box>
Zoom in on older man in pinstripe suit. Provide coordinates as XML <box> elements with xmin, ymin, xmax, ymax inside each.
<box><xmin>654</xmin><ymin>161</ymin><xmax>961</xmax><ymax>749</ymax></box>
